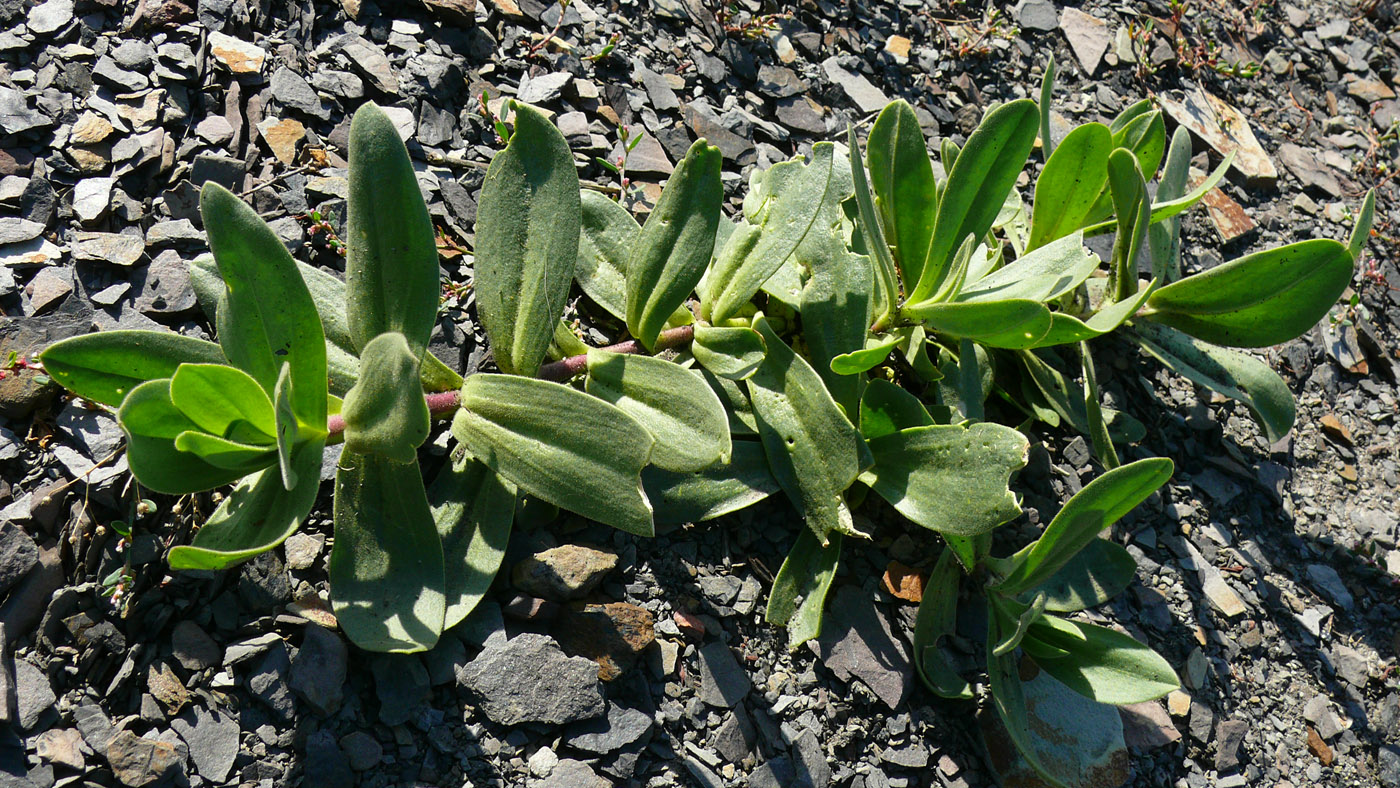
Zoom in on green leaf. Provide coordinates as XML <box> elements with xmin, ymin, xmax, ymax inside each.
<box><xmin>1149</xmin><ymin>126</ymin><xmax>1192</xmax><ymax>283</ymax></box>
<box><xmin>1142</xmin><ymin>238</ymin><xmax>1354</xmax><ymax>347</ymax></box>
<box><xmin>626</xmin><ymin>140</ymin><xmax>723</xmax><ymax>349</ymax></box>
<box><xmin>702</xmin><ymin>366</ymin><xmax>760</xmax><ymax>435</ymax></box>
<box><xmin>1081</xmin><ymin>153</ymin><xmax>1233</xmax><ymax>238</ymax></box>
<box><xmin>848</xmin><ymin>126</ymin><xmax>901</xmax><ymax>322</ymax></box>
<box><xmin>1038</xmin><ymin>56</ymin><xmax>1057</xmax><ymax>159</ymax></box>
<box><xmin>830</xmin><ymin>337</ymin><xmax>900</xmax><ymax>376</ymax></box>
<box><xmin>1028</xmin><ymin>283</ymin><xmax>1154</xmax><ymax>347</ymax></box>
<box><xmin>41</xmin><ymin>331</ymin><xmax>227</xmax><ymax>409</ymax></box>
<box><xmin>576</xmin><ymin>189</ymin><xmax>640</xmax><ymax>320</ymax></box>
<box><xmin>1022</xmin><ymin>537</ymin><xmax>1137</xmax><ymax>613</ymax></box>
<box><xmin>864</xmin><ymin>422</ymin><xmax>1027</xmax><ymax>536</ymax></box>
<box><xmin>1106</xmin><ymin>148</ymin><xmax>1150</xmax><ymax>301</ymax></box>
<box><xmin>859</xmin><ymin>378</ymin><xmax>934</xmax><ymax>440</ymax></box>
<box><xmin>1349</xmin><ymin>188</ymin><xmax>1376</xmax><ymax>261</ymax></box>
<box><xmin>765</xmin><ymin>529</ymin><xmax>842</xmax><ymax>650</ymax></box>
<box><xmin>958</xmin><ymin>232</ymin><xmax>1100</xmax><ymax>304</ymax></box>
<box><xmin>168</xmin><ymin>363</ymin><xmax>276</xmax><ymax>442</ymax></box>
<box><xmin>913</xmin><ymin>550</ymin><xmax>973</xmax><ymax>698</ymax></box>
<box><xmin>346</xmin><ymin>103</ymin><xmax>440</xmax><ymax>358</ymax></box>
<box><xmin>997</xmin><ymin>458</ymin><xmax>1173</xmax><ymax>594</ymax></box>
<box><xmin>331</xmin><ymin>451</ymin><xmax>446</xmax><ymax>653</ymax></box>
<box><xmin>1016</xmin><ymin>349</ymin><xmax>1146</xmax><ymax>443</ymax></box>
<box><xmin>430</xmin><ymin>455</ymin><xmax>517</xmax><ymax>630</ymax></box>
<box><xmin>705</xmin><ymin>143</ymin><xmax>845</xmax><ymax>322</ymax></box>
<box><xmin>1079</xmin><ymin>341</ymin><xmax>1119</xmax><ymax>469</ymax></box>
<box><xmin>745</xmin><ymin>316</ymin><xmax>872</xmax><ymax>544</ymax></box>
<box><xmin>692</xmin><ymin>325</ymin><xmax>767</xmax><ymax>380</ymax></box>
<box><xmin>475</xmin><ymin>103</ymin><xmax>580</xmax><ymax>376</ymax></box>
<box><xmin>1127</xmin><ymin>321</ymin><xmax>1295</xmax><ymax>443</ymax></box>
<box><xmin>913</xmin><ymin>99</ymin><xmax>1039</xmax><ymax>302</ymax></box>
<box><xmin>868</xmin><ymin>100</ymin><xmax>937</xmax><ymax>286</ymax></box>
<box><xmin>991</xmin><ymin>592</ymin><xmax>1049</xmax><ymax>657</ymax></box>
<box><xmin>644</xmin><ymin>439</ymin><xmax>779</xmax><ymax>524</ymax></box>
<box><xmin>798</xmin><ymin>190</ymin><xmax>873</xmax><ymax>416</ymax></box>
<box><xmin>200</xmin><ymin>183</ymin><xmax>327</xmax><ymax>430</ymax></box>
<box><xmin>167</xmin><ymin>438</ymin><xmax>324</xmax><ymax>570</ymax></box>
<box><xmin>171</xmin><ymin>431</ymin><xmax>275</xmax><ymax>471</ymax></box>
<box><xmin>585</xmin><ymin>348</ymin><xmax>731</xmax><ymax>472</ymax></box>
<box><xmin>1026</xmin><ymin>614</ymin><xmax>1180</xmax><ymax>704</ymax></box>
<box><xmin>118</xmin><ymin>380</ymin><xmax>262</xmax><ymax>495</ymax></box>
<box><xmin>273</xmin><ymin>363</ymin><xmax>299</xmax><ymax>489</ymax></box>
<box><xmin>1028</xmin><ymin>123</ymin><xmax>1111</xmax><ymax>251</ymax></box>
<box><xmin>987</xmin><ymin>613</ymin><xmax>1065</xmax><ymax>788</ymax></box>
<box><xmin>907</xmin><ymin>299</ymin><xmax>1053</xmax><ymax>349</ymax></box>
<box><xmin>341</xmin><ymin>332</ymin><xmax>431</xmax><ymax>464</ymax></box>
<box><xmin>452</xmin><ymin>373</ymin><xmax>655</xmax><ymax>535</ymax></box>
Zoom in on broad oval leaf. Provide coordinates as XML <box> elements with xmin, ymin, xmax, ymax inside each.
<box><xmin>865</xmin><ymin>422</ymin><xmax>1028</xmax><ymax>536</ymax></box>
<box><xmin>958</xmin><ymin>232</ymin><xmax>1099</xmax><ymax>304</ymax></box>
<box><xmin>799</xmin><ymin>199</ymin><xmax>873</xmax><ymax>415</ymax></box>
<box><xmin>868</xmin><ymin>99</ymin><xmax>938</xmax><ymax>285</ymax></box>
<box><xmin>430</xmin><ymin>454</ymin><xmax>517</xmax><ymax>630</ymax></box>
<box><xmin>907</xmin><ymin>299</ymin><xmax>1053</xmax><ymax>349</ymax></box>
<box><xmin>167</xmin><ymin>438</ymin><xmax>324</xmax><ymax>570</ymax></box>
<box><xmin>1022</xmin><ymin>537</ymin><xmax>1137</xmax><ymax>613</ymax></box>
<box><xmin>452</xmin><ymin>374</ymin><xmax>655</xmax><ymax>535</ymax></box>
<box><xmin>997</xmin><ymin>458</ymin><xmax>1173</xmax><ymax>594</ymax></box>
<box><xmin>119</xmin><ymin>379</ymin><xmax>265</xmax><ymax>494</ymax></box>
<box><xmin>41</xmin><ymin>330</ymin><xmax>226</xmax><ymax>409</ymax></box>
<box><xmin>341</xmin><ymin>332</ymin><xmax>430</xmax><ymax>464</ymax></box>
<box><xmin>169</xmin><ymin>363</ymin><xmax>276</xmax><ymax>443</ymax></box>
<box><xmin>1026</xmin><ymin>614</ymin><xmax>1180</xmax><ymax>705</ymax></box>
<box><xmin>746</xmin><ymin>316</ymin><xmax>872</xmax><ymax>544</ymax></box>
<box><xmin>859</xmin><ymin>378</ymin><xmax>934</xmax><ymax>441</ymax></box>
<box><xmin>1128</xmin><ymin>321</ymin><xmax>1295</xmax><ymax>443</ymax></box>
<box><xmin>913</xmin><ymin>550</ymin><xmax>973</xmax><ymax>698</ymax></box>
<box><xmin>692</xmin><ymin>324</ymin><xmax>767</xmax><ymax>380</ymax></box>
<box><xmin>475</xmin><ymin>103</ymin><xmax>580</xmax><ymax>376</ymax></box>
<box><xmin>200</xmin><ymin>183</ymin><xmax>327</xmax><ymax>430</ymax></box>
<box><xmin>1143</xmin><ymin>238</ymin><xmax>1354</xmax><ymax>347</ymax></box>
<box><xmin>576</xmin><ymin>189</ymin><xmax>639</xmax><ymax>320</ymax></box>
<box><xmin>172</xmin><ymin>431</ymin><xmax>275</xmax><ymax>471</ymax></box>
<box><xmin>766</xmin><ymin>529</ymin><xmax>842</xmax><ymax>650</ymax></box>
<box><xmin>585</xmin><ymin>348</ymin><xmax>731</xmax><ymax>472</ymax></box>
<box><xmin>346</xmin><ymin>102</ymin><xmax>440</xmax><ymax>358</ymax></box>
<box><xmin>644</xmin><ymin>439</ymin><xmax>779</xmax><ymax>524</ymax></box>
<box><xmin>913</xmin><ymin>99</ymin><xmax>1040</xmax><ymax>302</ymax></box>
<box><xmin>331</xmin><ymin>451</ymin><xmax>446</xmax><ymax>653</ymax></box>
<box><xmin>627</xmin><ymin>140</ymin><xmax>723</xmax><ymax>349</ymax></box>
<box><xmin>1028</xmin><ymin>123</ymin><xmax>1111</xmax><ymax>251</ymax></box>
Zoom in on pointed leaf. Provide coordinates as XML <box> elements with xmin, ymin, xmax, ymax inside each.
<box><xmin>452</xmin><ymin>374</ymin><xmax>655</xmax><ymax>535</ymax></box>
<box><xmin>830</xmin><ymin>336</ymin><xmax>900</xmax><ymax>376</ymax></box>
<box><xmin>169</xmin><ymin>363</ymin><xmax>276</xmax><ymax>442</ymax></box>
<box><xmin>865</xmin><ymin>422</ymin><xmax>1027</xmax><ymax>536</ymax></box>
<box><xmin>991</xmin><ymin>593</ymin><xmax>1049</xmax><ymax>657</ymax></box>
<box><xmin>907</xmin><ymin>299</ymin><xmax>1053</xmax><ymax>349</ymax></box>
<box><xmin>859</xmin><ymin>378</ymin><xmax>934</xmax><ymax>440</ymax></box>
<box><xmin>1143</xmin><ymin>238</ymin><xmax>1353</xmax><ymax>347</ymax></box>
<box><xmin>118</xmin><ymin>380</ymin><xmax>262</xmax><ymax>494</ymax></box>
<box><xmin>644</xmin><ymin>439</ymin><xmax>779</xmax><ymax>524</ymax></box>
<box><xmin>346</xmin><ymin>103</ymin><xmax>440</xmax><ymax>358</ymax></box>
<box><xmin>1149</xmin><ymin>126</ymin><xmax>1192</xmax><ymax>283</ymax></box>
<box><xmin>172</xmin><ymin>431</ymin><xmax>276</xmax><ymax>471</ymax></box>
<box><xmin>997</xmin><ymin>458</ymin><xmax>1173</xmax><ymax>594</ymax></box>
<box><xmin>1023</xmin><ymin>537</ymin><xmax>1137</xmax><ymax>613</ymax></box>
<box><xmin>41</xmin><ymin>331</ymin><xmax>226</xmax><ymax>409</ymax></box>
<box><xmin>868</xmin><ymin>100</ymin><xmax>938</xmax><ymax>285</ymax></box>
<box><xmin>692</xmin><ymin>324</ymin><xmax>767</xmax><ymax>380</ymax></box>
<box><xmin>475</xmin><ymin>103</ymin><xmax>580</xmax><ymax>376</ymax></box>
<box><xmin>341</xmin><ymin>332</ymin><xmax>430</xmax><ymax>464</ymax></box>
<box><xmin>168</xmin><ymin>438</ymin><xmax>324</xmax><ymax>570</ymax></box>
<box><xmin>958</xmin><ymin>232</ymin><xmax>1100</xmax><ymax>304</ymax></box>
<box><xmin>1082</xmin><ymin>153</ymin><xmax>1233</xmax><ymax>238</ymax></box>
<box><xmin>1080</xmin><ymin>341</ymin><xmax>1118</xmax><ymax>469</ymax></box>
<box><xmin>1026</xmin><ymin>615</ymin><xmax>1180</xmax><ymax>704</ymax></box>
<box><xmin>1028</xmin><ymin>284</ymin><xmax>1154</xmax><ymax>347</ymax></box>
<box><xmin>1106</xmin><ymin>148</ymin><xmax>1149</xmax><ymax>301</ymax></box>
<box><xmin>1349</xmin><ymin>189</ymin><xmax>1376</xmax><ymax>261</ymax></box>
<box><xmin>1128</xmin><ymin>321</ymin><xmax>1295</xmax><ymax>443</ymax></box>
<box><xmin>848</xmin><ymin>126</ymin><xmax>900</xmax><ymax>322</ymax></box>
<box><xmin>272</xmin><ymin>363</ymin><xmax>300</xmax><ymax>489</ymax></box>
<box><xmin>913</xmin><ymin>550</ymin><xmax>973</xmax><ymax>698</ymax></box>
<box><xmin>331</xmin><ymin>451</ymin><xmax>445</xmax><ymax>653</ymax></box>
<box><xmin>430</xmin><ymin>455</ymin><xmax>516</xmax><ymax>630</ymax></box>
<box><xmin>1038</xmin><ymin>56</ymin><xmax>1057</xmax><ymax>159</ymax></box>
<box><xmin>766</xmin><ymin>529</ymin><xmax>842</xmax><ymax>650</ymax></box>
<box><xmin>577</xmin><ymin>189</ymin><xmax>640</xmax><ymax>320</ymax></box>
<box><xmin>585</xmin><ymin>348</ymin><xmax>730</xmax><ymax>472</ymax></box>
<box><xmin>1028</xmin><ymin>123</ymin><xmax>1111</xmax><ymax>251</ymax></box>
<box><xmin>627</xmin><ymin>140</ymin><xmax>723</xmax><ymax>348</ymax></box>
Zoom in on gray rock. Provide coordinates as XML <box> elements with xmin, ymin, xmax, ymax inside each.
<box><xmin>711</xmin><ymin>706</ymin><xmax>757</xmax><ymax>763</ymax></box>
<box><xmin>26</xmin><ymin>0</ymin><xmax>72</xmax><ymax>35</ymax></box>
<box><xmin>282</xmin><ymin>532</ymin><xmax>323</xmax><ymax>570</ymax></box>
<box><xmin>756</xmin><ymin>64</ymin><xmax>807</xmax><ymax>98</ymax></box>
<box><xmin>457</xmin><ymin>633</ymin><xmax>605</xmax><ymax>726</ymax></box>
<box><xmin>0</xmin><ymin>522</ymin><xmax>37</xmax><ymax>596</ymax></box>
<box><xmin>55</xmin><ymin>400</ymin><xmax>123</xmax><ymax>462</ymax></box>
<box><xmin>146</xmin><ymin>219</ymin><xmax>204</xmax><ymax>246</ymax></box>
<box><xmin>15</xmin><ymin>657</ymin><xmax>53</xmax><ymax>730</ymax></box>
<box><xmin>1331</xmin><ymin>643</ymin><xmax>1369</xmax><ymax>686</ymax></box>
<box><xmin>247</xmin><ymin>641</ymin><xmax>296</xmax><ymax>722</ymax></box>
<box><xmin>1214</xmin><ymin>718</ymin><xmax>1248</xmax><ymax>772</ymax></box>
<box><xmin>371</xmin><ymin>653</ymin><xmax>428</xmax><ymax>726</ymax></box>
<box><xmin>1380</xmin><ymin>744</ymin><xmax>1400</xmax><ymax>788</ymax></box>
<box><xmin>304</xmin><ymin>730</ymin><xmax>353</xmax><ymax>788</ymax></box>
<box><xmin>632</xmin><ymin>61</ymin><xmax>679</xmax><ymax>110</ymax></box>
<box><xmin>73</xmin><ymin>701</ymin><xmax>117</xmax><ymax>754</ymax></box>
<box><xmin>697</xmin><ymin>641</ymin><xmax>749</xmax><ymax>708</ymax></box>
<box><xmin>512</xmin><ymin>545</ymin><xmax>618</xmax><ymax>601</ymax></box>
<box><xmin>339</xmin><ymin>731</ymin><xmax>382</xmax><ymax>771</ymax></box>
<box><xmin>682</xmin><ymin>101</ymin><xmax>753</xmax><ymax>163</ymax></box>
<box><xmin>170</xmin><ymin>704</ymin><xmax>238</xmax><ymax>782</ymax></box>
<box><xmin>310</xmin><ymin>70</ymin><xmax>364</xmax><ymax>101</ymax></box>
<box><xmin>1059</xmin><ymin>7</ymin><xmax>1111</xmax><ymax>75</ymax></box>
<box><xmin>879</xmin><ymin>743</ymin><xmax>930</xmax><ymax>768</ymax></box>
<box><xmin>517</xmin><ymin>71</ymin><xmax>571</xmax><ymax>104</ymax></box>
<box><xmin>1016</xmin><ymin>0</ymin><xmax>1059</xmax><ymax>31</ymax></box>
<box><xmin>563</xmin><ymin>703</ymin><xmax>652</xmax><ymax>754</ymax></box>
<box><xmin>25</xmin><ymin>267</ymin><xmax>72</xmax><ymax>314</ymax></box>
<box><xmin>73</xmin><ymin>177</ymin><xmax>115</xmax><ymax>223</ymax></box>
<box><xmin>1306</xmin><ymin>564</ymin><xmax>1354</xmax><ymax>609</ymax></box>
<box><xmin>341</xmin><ymin>36</ymin><xmax>397</xmax><ymax>94</ymax></box>
<box><xmin>821</xmin><ymin>57</ymin><xmax>889</xmax><ymax>113</ymax></box>
<box><xmin>106</xmin><ymin>730</ymin><xmax>183</xmax><ymax>787</ymax></box>
<box><xmin>290</xmin><ymin>625</ymin><xmax>347</xmax><ymax>716</ymax></box>
<box><xmin>72</xmin><ymin>231</ymin><xmax>145</xmax><ymax>266</ymax></box>
<box><xmin>0</xmin><ymin>218</ymin><xmax>44</xmax><ymax>245</ymax></box>
<box><xmin>133</xmin><ymin>251</ymin><xmax>197</xmax><ymax>315</ymax></box>
<box><xmin>271</xmin><ymin>67</ymin><xmax>330</xmax><ymax>120</ymax></box>
<box><xmin>171</xmin><ymin>620</ymin><xmax>220</xmax><ymax>671</ymax></box>
<box><xmin>190</xmin><ymin>154</ymin><xmax>247</xmax><ymax>190</ymax></box>
<box><xmin>792</xmin><ymin>728</ymin><xmax>831</xmax><ymax>788</ymax></box>
<box><xmin>0</xmin><ymin>87</ymin><xmax>52</xmax><ymax>135</ymax></box>
<box><xmin>811</xmin><ymin>586</ymin><xmax>912</xmax><ymax>709</ymax></box>
<box><xmin>34</xmin><ymin>727</ymin><xmax>84</xmax><ymax>770</ymax></box>
<box><xmin>539</xmin><ymin>758</ymin><xmax>609</xmax><ymax>788</ymax></box>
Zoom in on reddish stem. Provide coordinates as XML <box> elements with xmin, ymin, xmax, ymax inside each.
<box><xmin>324</xmin><ymin>324</ymin><xmax>696</xmax><ymax>437</ymax></box>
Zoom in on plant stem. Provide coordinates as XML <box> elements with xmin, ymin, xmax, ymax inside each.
<box><xmin>324</xmin><ymin>324</ymin><xmax>696</xmax><ymax>437</ymax></box>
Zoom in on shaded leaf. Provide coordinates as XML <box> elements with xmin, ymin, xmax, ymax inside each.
<box><xmin>1026</xmin><ymin>615</ymin><xmax>1180</xmax><ymax>704</ymax></box>
<box><xmin>958</xmin><ymin>232</ymin><xmax>1099</xmax><ymax>304</ymax></box>
<box><xmin>1148</xmin><ymin>126</ymin><xmax>1192</xmax><ymax>283</ymax></box>
<box><xmin>341</xmin><ymin>332</ymin><xmax>430</xmax><ymax>464</ymax></box>
<box><xmin>859</xmin><ymin>378</ymin><xmax>934</xmax><ymax>440</ymax></box>
<box><xmin>692</xmin><ymin>324</ymin><xmax>766</xmax><ymax>380</ymax></box>
<box><xmin>576</xmin><ymin>189</ymin><xmax>639</xmax><ymax>319</ymax></box>
<box><xmin>430</xmin><ymin>455</ymin><xmax>517</xmax><ymax>630</ymax></box>
<box><xmin>644</xmin><ymin>439</ymin><xmax>779</xmax><ymax>524</ymax></box>
<box><xmin>1023</xmin><ymin>537</ymin><xmax>1137</xmax><ymax>613</ymax></box>
<box><xmin>118</xmin><ymin>380</ymin><xmax>260</xmax><ymax>495</ymax></box>
<box><xmin>1028</xmin><ymin>123</ymin><xmax>1111</xmax><ymax>251</ymax></box>
<box><xmin>912</xmin><ymin>550</ymin><xmax>973</xmax><ymax>698</ymax></box>
<box><xmin>766</xmin><ymin>529</ymin><xmax>842</xmax><ymax>650</ymax></box>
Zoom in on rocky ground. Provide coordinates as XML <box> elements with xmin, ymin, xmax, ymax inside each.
<box><xmin>1</xmin><ymin>0</ymin><xmax>1398</xmax><ymax>787</ymax></box>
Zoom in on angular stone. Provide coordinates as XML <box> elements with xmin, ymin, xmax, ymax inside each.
<box><xmin>73</xmin><ymin>176</ymin><xmax>115</xmax><ymax>223</ymax></box>
<box><xmin>26</xmin><ymin>266</ymin><xmax>72</xmax><ymax>313</ymax></box>
<box><xmin>1017</xmin><ymin>0</ymin><xmax>1059</xmax><ymax>32</ymax></box>
<box><xmin>1060</xmin><ymin>7</ymin><xmax>1111</xmax><ymax>74</ymax></box>
<box><xmin>517</xmin><ymin>71</ymin><xmax>571</xmax><ymax>104</ymax></box>
<box><xmin>1160</xmin><ymin>87</ymin><xmax>1277</xmax><ymax>183</ymax></box>
<box><xmin>1306</xmin><ymin>564</ymin><xmax>1354</xmax><ymax>609</ymax></box>
<box><xmin>257</xmin><ymin>117</ymin><xmax>305</xmax><ymax>165</ymax></box>
<box><xmin>370</xmin><ymin>653</ymin><xmax>428</xmax><ymax>726</ymax></box>
<box><xmin>70</xmin><ymin>112</ymin><xmax>115</xmax><ymax>144</ymax></box>
<box><xmin>208</xmin><ymin>32</ymin><xmax>266</xmax><ymax>74</ymax></box>
<box><xmin>757</xmin><ymin>65</ymin><xmax>807</xmax><ymax>99</ymax></box>
<box><xmin>0</xmin><ymin>87</ymin><xmax>52</xmax><ymax>135</ymax></box>
<box><xmin>0</xmin><ymin>218</ymin><xmax>44</xmax><ymax>245</ymax></box>
<box><xmin>615</xmin><ymin>132</ymin><xmax>673</xmax><ymax>176</ymax></box>
<box><xmin>563</xmin><ymin>702</ymin><xmax>652</xmax><ymax>754</ymax></box>
<box><xmin>681</xmin><ymin>102</ymin><xmax>752</xmax><ymax>163</ymax></box>
<box><xmin>289</xmin><ymin>625</ymin><xmax>347</xmax><ymax>716</ymax></box>
<box><xmin>697</xmin><ymin>641</ymin><xmax>749</xmax><ymax>708</ymax></box>
<box><xmin>106</xmin><ymin>730</ymin><xmax>183</xmax><ymax>787</ymax></box>
<box><xmin>811</xmin><ymin>585</ymin><xmax>912</xmax><ymax>709</ymax></box>
<box><xmin>341</xmin><ymin>35</ymin><xmax>397</xmax><ymax>94</ymax></box>
<box><xmin>170</xmin><ymin>704</ymin><xmax>238</xmax><ymax>782</ymax></box>
<box><xmin>553</xmin><ymin>602</ymin><xmax>654</xmax><ymax>681</ymax></box>
<box><xmin>457</xmin><ymin>633</ymin><xmax>605</xmax><ymax>725</ymax></box>
<box><xmin>171</xmin><ymin>620</ymin><xmax>219</xmax><ymax>671</ymax></box>
<box><xmin>339</xmin><ymin>731</ymin><xmax>382</xmax><ymax>771</ymax></box>
<box><xmin>1276</xmin><ymin>142</ymin><xmax>1350</xmax><ymax>198</ymax></box>
<box><xmin>27</xmin><ymin>0</ymin><xmax>73</xmax><ymax>35</ymax></box>
<box><xmin>73</xmin><ymin>231</ymin><xmax>145</xmax><ymax>266</ymax></box>
<box><xmin>35</xmin><ymin>728</ymin><xmax>85</xmax><ymax>770</ymax></box>
<box><xmin>0</xmin><ymin>521</ymin><xmax>38</xmax><ymax>596</ymax></box>
<box><xmin>1214</xmin><ymin>718</ymin><xmax>1248</xmax><ymax>772</ymax></box>
<box><xmin>821</xmin><ymin>57</ymin><xmax>889</xmax><ymax>113</ymax></box>
<box><xmin>512</xmin><ymin>545</ymin><xmax>617</xmax><ymax>601</ymax></box>
<box><xmin>270</xmin><ymin>67</ymin><xmax>330</xmax><ymax>120</ymax></box>
<box><xmin>1120</xmin><ymin>701</ymin><xmax>1182</xmax><ymax>751</ymax></box>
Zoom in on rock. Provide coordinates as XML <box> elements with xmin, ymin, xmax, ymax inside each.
<box><xmin>682</xmin><ymin>102</ymin><xmax>753</xmax><ymax>163</ymax></box>
<box><xmin>1380</xmin><ymin>744</ymin><xmax>1400</xmax><ymax>788</ymax></box>
<box><xmin>70</xmin><ymin>112</ymin><xmax>115</xmax><ymax>144</ymax></box>
<box><xmin>0</xmin><ymin>544</ymin><xmax>62</xmax><ymax>638</ymax></box>
<box><xmin>1307</xmin><ymin>725</ymin><xmax>1334</xmax><ymax>765</ymax></box>
<box><xmin>132</xmin><ymin>252</ymin><xmax>197</xmax><ymax>315</ymax></box>
<box><xmin>1276</xmin><ymin>142</ymin><xmax>1349</xmax><ymax>198</ymax></box>
<box><xmin>247</xmin><ymin>640</ymin><xmax>296</xmax><ymax>722</ymax></box>
<box><xmin>1060</xmin><ymin>7</ymin><xmax>1111</xmax><ymax>74</ymax></box>
<box><xmin>711</xmin><ymin>706</ymin><xmax>757</xmax><ymax>763</ymax></box>
<box><xmin>757</xmin><ymin>64</ymin><xmax>806</xmax><ymax>99</ymax></box>
<box><xmin>290</xmin><ymin>625</ymin><xmax>347</xmax><ymax>716</ymax></box>
<box><xmin>72</xmin><ymin>231</ymin><xmax>145</xmax><ymax>266</ymax></box>
<box><xmin>0</xmin><ymin>218</ymin><xmax>43</xmax><ymax>245</ymax></box>
<box><xmin>1346</xmin><ymin>76</ymin><xmax>1395</xmax><ymax>103</ymax></box>
<box><xmin>821</xmin><ymin>57</ymin><xmax>889</xmax><ymax>113</ymax></box>
<box><xmin>147</xmin><ymin>662</ymin><xmax>191</xmax><ymax>713</ymax></box>
<box><xmin>270</xmin><ymin>67</ymin><xmax>330</xmax><ymax>120</ymax></box>
<box><xmin>207</xmin><ymin>32</ymin><xmax>266</xmax><ymax>74</ymax></box>
<box><xmin>539</xmin><ymin>758</ymin><xmax>609</xmax><ymax>788</ymax></box>
<box><xmin>73</xmin><ymin>177</ymin><xmax>115</xmax><ymax>223</ymax></box>
<box><xmin>1120</xmin><ymin>701</ymin><xmax>1182</xmax><ymax>751</ymax></box>
<box><xmin>258</xmin><ymin>117</ymin><xmax>306</xmax><ymax>165</ymax></box>
<box><xmin>27</xmin><ymin>0</ymin><xmax>72</xmax><ymax>35</ymax></box>
<box><xmin>25</xmin><ymin>266</ymin><xmax>72</xmax><ymax>313</ymax></box>
<box><xmin>15</xmin><ymin>657</ymin><xmax>53</xmax><ymax>730</ymax></box>
<box><xmin>1214</xmin><ymin>718</ymin><xmax>1248</xmax><ymax>772</ymax></box>
<box><xmin>1017</xmin><ymin>0</ymin><xmax>1059</xmax><ymax>32</ymax></box>
<box><xmin>528</xmin><ymin>745</ymin><xmax>558</xmax><ymax>777</ymax></box>
<box><xmin>633</xmin><ymin>62</ymin><xmax>679</xmax><ymax>111</ymax></box>
<box><xmin>811</xmin><ymin>585</ymin><xmax>912</xmax><ymax>709</ymax></box>
<box><xmin>512</xmin><ymin>545</ymin><xmax>617</xmax><ymax>601</ymax></box>
<box><xmin>191</xmin><ymin>154</ymin><xmax>247</xmax><ymax>190</ymax></box>
<box><xmin>339</xmin><ymin>731</ymin><xmax>382</xmax><ymax>771</ymax></box>
<box><xmin>697</xmin><ymin>641</ymin><xmax>749</xmax><ymax>708</ymax></box>
<box><xmin>1306</xmin><ymin>564</ymin><xmax>1354</xmax><ymax>609</ymax></box>
<box><xmin>0</xmin><ymin>87</ymin><xmax>52</xmax><ymax>135</ymax></box>
<box><xmin>106</xmin><ymin>730</ymin><xmax>183</xmax><ymax>787</ymax></box>
<box><xmin>879</xmin><ymin>743</ymin><xmax>930</xmax><ymax>768</ymax></box>
<box><xmin>1159</xmin><ymin>87</ymin><xmax>1278</xmax><ymax>183</ymax></box>
<box><xmin>1331</xmin><ymin>643</ymin><xmax>1369</xmax><ymax>686</ymax></box>
<box><xmin>170</xmin><ymin>704</ymin><xmax>238</xmax><ymax>782</ymax></box>
<box><xmin>341</xmin><ymin>35</ymin><xmax>397</xmax><ymax>94</ymax></box>
<box><xmin>563</xmin><ymin>702</ymin><xmax>653</xmax><ymax>754</ymax></box>
<box><xmin>34</xmin><ymin>728</ymin><xmax>84</xmax><ymax>770</ymax></box>
<box><xmin>883</xmin><ymin>34</ymin><xmax>911</xmax><ymax>62</ymax></box>
<box><xmin>1167</xmin><ymin>690</ymin><xmax>1192</xmax><ymax>717</ymax></box>
<box><xmin>0</xmin><ymin>522</ymin><xmax>38</xmax><ymax>597</ymax></box>
<box><xmin>553</xmin><ymin>601</ymin><xmax>655</xmax><ymax>680</ymax></box>
<box><xmin>517</xmin><ymin>71</ymin><xmax>571</xmax><ymax>104</ymax></box>
<box><xmin>304</xmin><ymin>730</ymin><xmax>353</xmax><ymax>788</ymax></box>
<box><xmin>615</xmin><ymin>132</ymin><xmax>673</xmax><ymax>176</ymax></box>
<box><xmin>170</xmin><ymin>620</ymin><xmax>219</xmax><ymax>671</ymax></box>
<box><xmin>283</xmin><ymin>532</ymin><xmax>323</xmax><ymax>570</ymax></box>
<box><xmin>420</xmin><ymin>0</ymin><xmax>477</xmax><ymax>25</ymax></box>
<box><xmin>457</xmin><ymin>632</ymin><xmax>605</xmax><ymax>725</ymax></box>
